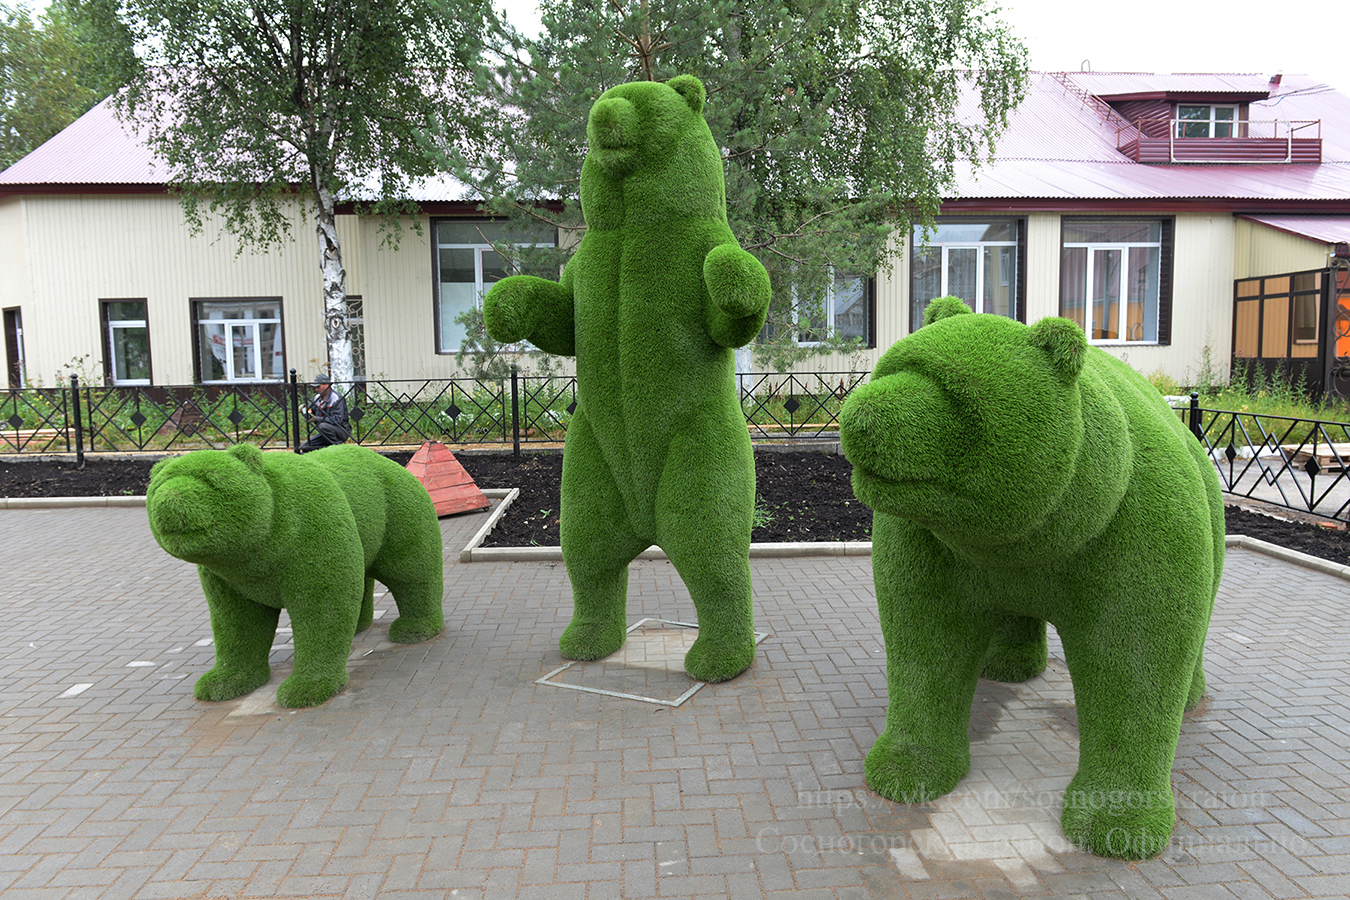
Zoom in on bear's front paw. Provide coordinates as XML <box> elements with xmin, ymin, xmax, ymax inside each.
<box><xmin>684</xmin><ymin>630</ymin><xmax>754</xmax><ymax>683</ymax></box>
<box><xmin>193</xmin><ymin>665</ymin><xmax>270</xmax><ymax>702</ymax></box>
<box><xmin>482</xmin><ymin>279</ymin><xmax>534</xmax><ymax>344</ymax></box>
<box><xmin>559</xmin><ymin>616</ymin><xmax>626</xmax><ymax>661</ymax></box>
<box><xmin>1060</xmin><ymin>772</ymin><xmax>1175</xmax><ymax>860</ymax></box>
<box><xmin>704</xmin><ymin>244</ymin><xmax>770</xmax><ymax>320</ymax></box>
<box><xmin>275</xmin><ymin>672</ymin><xmax>348</xmax><ymax>709</ymax></box>
<box><xmin>864</xmin><ymin>731</ymin><xmax>969</xmax><ymax>804</ymax></box>
<box><xmin>388</xmin><ymin>615</ymin><xmax>443</xmax><ymax>644</ymax></box>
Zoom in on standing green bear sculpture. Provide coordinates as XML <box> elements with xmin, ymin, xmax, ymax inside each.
<box><xmin>146</xmin><ymin>443</ymin><xmax>445</xmax><ymax>708</ymax></box>
<box><xmin>483</xmin><ymin>76</ymin><xmax>770</xmax><ymax>682</ymax></box>
<box><xmin>838</xmin><ymin>298</ymin><xmax>1223</xmax><ymax>860</ymax></box>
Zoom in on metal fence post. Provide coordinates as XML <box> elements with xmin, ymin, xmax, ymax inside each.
<box><xmin>289</xmin><ymin>369</ymin><xmax>301</xmax><ymax>452</ymax></box>
<box><xmin>70</xmin><ymin>375</ymin><xmax>85</xmax><ymax>467</ymax></box>
<box><xmin>511</xmin><ymin>364</ymin><xmax>521</xmax><ymax>460</ymax></box>
<box><xmin>1189</xmin><ymin>391</ymin><xmax>1202</xmax><ymax>442</ymax></box>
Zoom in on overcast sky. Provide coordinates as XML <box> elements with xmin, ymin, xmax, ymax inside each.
<box><xmin>495</xmin><ymin>0</ymin><xmax>1347</xmax><ymax>93</ymax></box>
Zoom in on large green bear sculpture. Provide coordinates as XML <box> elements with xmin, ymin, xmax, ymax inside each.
<box><xmin>146</xmin><ymin>443</ymin><xmax>445</xmax><ymax>708</ymax></box>
<box><xmin>483</xmin><ymin>76</ymin><xmax>770</xmax><ymax>682</ymax></box>
<box><xmin>838</xmin><ymin>298</ymin><xmax>1223</xmax><ymax>860</ymax></box>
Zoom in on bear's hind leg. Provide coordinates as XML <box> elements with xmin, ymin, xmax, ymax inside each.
<box><xmin>656</xmin><ymin>433</ymin><xmax>756</xmax><ymax>683</ymax></box>
<box><xmin>981</xmin><ymin>614</ymin><xmax>1048</xmax><ymax>683</ymax></box>
<box><xmin>665</xmin><ymin>545</ymin><xmax>755</xmax><ymax>683</ymax></box>
<box><xmin>356</xmin><ymin>577</ymin><xmax>375</xmax><ymax>634</ymax></box>
<box><xmin>194</xmin><ymin>570</ymin><xmax>279</xmax><ymax>702</ymax></box>
<box><xmin>558</xmin><ymin>418</ymin><xmax>646</xmax><ymax>661</ymax></box>
<box><xmin>1186</xmin><ymin>649</ymin><xmax>1206</xmax><ymax>712</ymax></box>
<box><xmin>368</xmin><ymin>499</ymin><xmax>445</xmax><ymax>644</ymax></box>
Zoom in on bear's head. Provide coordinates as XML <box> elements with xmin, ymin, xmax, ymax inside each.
<box><xmin>580</xmin><ymin>75</ymin><xmax>726</xmax><ymax>229</ymax></box>
<box><xmin>839</xmin><ymin>298</ymin><xmax>1092</xmax><ymax>547</ymax></box>
<box><xmin>146</xmin><ymin>443</ymin><xmax>274</xmax><ymax>565</ymax></box>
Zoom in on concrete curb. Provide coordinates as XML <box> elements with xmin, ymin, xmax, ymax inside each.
<box><xmin>462</xmin><ymin>540</ymin><xmax>876</xmax><ymax>563</ymax></box>
<box><xmin>2</xmin><ymin>495</ymin><xmax>147</xmax><ymax>509</ymax></box>
<box><xmin>1225</xmin><ymin>533</ymin><xmax>1350</xmax><ymax>581</ymax></box>
<box><xmin>4</xmin><ymin>494</ymin><xmax>1346</xmax><ymax>578</ymax></box>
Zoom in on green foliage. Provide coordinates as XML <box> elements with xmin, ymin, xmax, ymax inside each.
<box><xmin>839</xmin><ymin>308</ymin><xmax>1223</xmax><ymax>860</ymax></box>
<box><xmin>116</xmin><ymin>0</ymin><xmax>493</xmax><ymax>381</ymax></box>
<box><xmin>1187</xmin><ymin>341</ymin><xmax>1223</xmax><ymax>398</ymax></box>
<box><xmin>118</xmin><ymin>0</ymin><xmax>491</xmax><ymax>247</ymax></box>
<box><xmin>146</xmin><ymin>443</ymin><xmax>444</xmax><ymax>707</ymax></box>
<box><xmin>445</xmin><ymin>0</ymin><xmax>1027</xmax><ymax>368</ymax></box>
<box><xmin>751</xmin><ymin>494</ymin><xmax>773</xmax><ymax>530</ymax></box>
<box><xmin>1145</xmin><ymin>368</ymin><xmax>1182</xmax><ymax>395</ymax></box>
<box><xmin>453</xmin><ymin>305</ymin><xmax>564</xmax><ymax>381</ymax></box>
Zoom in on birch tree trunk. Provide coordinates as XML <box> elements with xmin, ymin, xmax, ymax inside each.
<box><xmin>315</xmin><ymin>183</ymin><xmax>353</xmax><ymax>386</ymax></box>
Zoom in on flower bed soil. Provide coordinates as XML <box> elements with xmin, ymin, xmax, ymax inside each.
<box><xmin>2</xmin><ymin>450</ymin><xmax>1348</xmax><ymax>565</ymax></box>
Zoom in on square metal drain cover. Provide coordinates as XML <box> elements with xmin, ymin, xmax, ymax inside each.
<box><xmin>536</xmin><ymin>618</ymin><xmax>769</xmax><ymax>707</ymax></box>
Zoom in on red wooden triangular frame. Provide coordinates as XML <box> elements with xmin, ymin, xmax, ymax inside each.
<box><xmin>405</xmin><ymin>441</ymin><xmax>490</xmax><ymax>517</ymax></box>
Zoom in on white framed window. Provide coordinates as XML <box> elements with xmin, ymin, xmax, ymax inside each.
<box><xmin>434</xmin><ymin>219</ymin><xmax>556</xmax><ymax>353</ymax></box>
<box><xmin>911</xmin><ymin>219</ymin><xmax>1020</xmax><ymax>331</ymax></box>
<box><xmin>796</xmin><ymin>271</ymin><xmax>871</xmax><ymax>346</ymax></box>
<box><xmin>1060</xmin><ymin>220</ymin><xmax>1165</xmax><ymax>344</ymax></box>
<box><xmin>193</xmin><ymin>298</ymin><xmax>285</xmax><ymax>382</ymax></box>
<box><xmin>1175</xmin><ymin>104</ymin><xmax>1237</xmax><ymax>138</ymax></box>
<box><xmin>101</xmin><ymin>299</ymin><xmax>152</xmax><ymax>385</ymax></box>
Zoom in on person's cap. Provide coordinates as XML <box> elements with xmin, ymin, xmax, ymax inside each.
<box><xmin>315</xmin><ymin>374</ymin><xmax>331</xmax><ymax>384</ymax></box>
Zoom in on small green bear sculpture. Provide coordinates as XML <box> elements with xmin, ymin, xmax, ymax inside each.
<box><xmin>146</xmin><ymin>443</ymin><xmax>445</xmax><ymax>708</ymax></box>
<box><xmin>838</xmin><ymin>298</ymin><xmax>1224</xmax><ymax>860</ymax></box>
<box><xmin>483</xmin><ymin>75</ymin><xmax>770</xmax><ymax>683</ymax></box>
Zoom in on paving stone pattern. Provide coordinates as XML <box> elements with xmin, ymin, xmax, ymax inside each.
<box><xmin>1</xmin><ymin>505</ymin><xmax>1348</xmax><ymax>899</ymax></box>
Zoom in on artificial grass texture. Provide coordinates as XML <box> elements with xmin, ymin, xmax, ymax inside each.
<box><xmin>146</xmin><ymin>443</ymin><xmax>445</xmax><ymax>708</ymax></box>
<box><xmin>484</xmin><ymin>76</ymin><xmax>769</xmax><ymax>682</ymax></box>
<box><xmin>838</xmin><ymin>298</ymin><xmax>1224</xmax><ymax>860</ymax></box>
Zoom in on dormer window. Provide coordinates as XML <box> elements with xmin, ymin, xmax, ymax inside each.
<box><xmin>1175</xmin><ymin>104</ymin><xmax>1237</xmax><ymax>138</ymax></box>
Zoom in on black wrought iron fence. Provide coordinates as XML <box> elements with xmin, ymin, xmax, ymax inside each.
<box><xmin>4</xmin><ymin>368</ymin><xmax>871</xmax><ymax>462</ymax></box>
<box><xmin>347</xmin><ymin>377</ymin><xmax>512</xmax><ymax>447</ymax></box>
<box><xmin>80</xmin><ymin>384</ymin><xmax>293</xmax><ymax>452</ymax></box>
<box><xmin>0</xmin><ymin>385</ymin><xmax>73</xmax><ymax>453</ymax></box>
<box><xmin>740</xmin><ymin>371</ymin><xmax>869</xmax><ymax>441</ymax></box>
<box><xmin>12</xmin><ymin>375</ymin><xmax>1350</xmax><ymax>522</ymax></box>
<box><xmin>1183</xmin><ymin>393</ymin><xmax>1350</xmax><ymax>522</ymax></box>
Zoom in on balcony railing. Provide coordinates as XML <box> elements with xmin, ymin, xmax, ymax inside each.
<box><xmin>1116</xmin><ymin>117</ymin><xmax>1321</xmax><ymax>163</ymax></box>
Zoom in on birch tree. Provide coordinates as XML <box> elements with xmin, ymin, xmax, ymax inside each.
<box><xmin>118</xmin><ymin>0</ymin><xmax>491</xmax><ymax>384</ymax></box>
<box><xmin>450</xmin><ymin>0</ymin><xmax>1029</xmax><ymax>369</ymax></box>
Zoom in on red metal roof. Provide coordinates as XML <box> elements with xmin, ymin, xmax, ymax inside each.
<box><xmin>0</xmin><ymin>97</ymin><xmax>165</xmax><ymax>186</ymax></box>
<box><xmin>0</xmin><ymin>96</ymin><xmax>476</xmax><ymax>200</ymax></box>
<box><xmin>1069</xmin><ymin>72</ymin><xmax>1277</xmax><ymax>98</ymax></box>
<box><xmin>949</xmin><ymin>72</ymin><xmax>1350</xmax><ymax>205</ymax></box>
<box><xmin>1238</xmin><ymin>214</ymin><xmax>1350</xmax><ymax>243</ymax></box>
<box><xmin>6</xmin><ymin>72</ymin><xmax>1350</xmax><ymax>210</ymax></box>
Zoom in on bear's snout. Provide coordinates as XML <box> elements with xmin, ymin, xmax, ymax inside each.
<box><xmin>147</xmin><ymin>479</ymin><xmax>213</xmax><ymax>537</ymax></box>
<box><xmin>589</xmin><ymin>97</ymin><xmax>638</xmax><ymax>149</ymax></box>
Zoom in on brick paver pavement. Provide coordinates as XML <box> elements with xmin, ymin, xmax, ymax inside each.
<box><xmin>1</xmin><ymin>503</ymin><xmax>1348</xmax><ymax>899</ymax></box>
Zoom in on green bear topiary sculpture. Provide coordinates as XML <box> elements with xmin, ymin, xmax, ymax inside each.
<box><xmin>838</xmin><ymin>298</ymin><xmax>1224</xmax><ymax>860</ymax></box>
<box><xmin>146</xmin><ymin>443</ymin><xmax>445</xmax><ymax>708</ymax></box>
<box><xmin>483</xmin><ymin>75</ymin><xmax>769</xmax><ymax>683</ymax></box>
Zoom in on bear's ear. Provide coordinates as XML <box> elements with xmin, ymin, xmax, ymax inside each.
<box><xmin>921</xmin><ymin>295</ymin><xmax>972</xmax><ymax>327</ymax></box>
<box><xmin>1029</xmin><ymin>316</ymin><xmax>1088</xmax><ymax>380</ymax></box>
<box><xmin>227</xmin><ymin>442</ymin><xmax>266</xmax><ymax>474</ymax></box>
<box><xmin>668</xmin><ymin>74</ymin><xmax>705</xmax><ymax>115</ymax></box>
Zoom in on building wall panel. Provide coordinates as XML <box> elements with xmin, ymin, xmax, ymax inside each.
<box><xmin>18</xmin><ymin>193</ymin><xmax>329</xmax><ymax>385</ymax></box>
<box><xmin>1234</xmin><ymin>219</ymin><xmax>1330</xmax><ymax>279</ymax></box>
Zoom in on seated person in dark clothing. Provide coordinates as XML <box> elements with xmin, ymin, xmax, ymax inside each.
<box><xmin>298</xmin><ymin>374</ymin><xmax>351</xmax><ymax>453</ymax></box>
